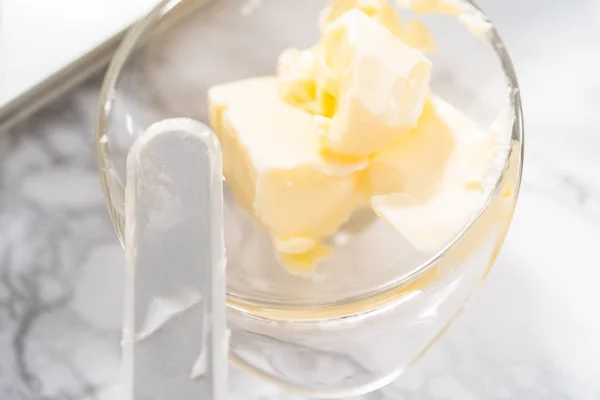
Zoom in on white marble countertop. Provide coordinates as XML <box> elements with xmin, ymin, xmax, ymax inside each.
<box><xmin>1</xmin><ymin>0</ymin><xmax>599</xmax><ymax>399</ymax></box>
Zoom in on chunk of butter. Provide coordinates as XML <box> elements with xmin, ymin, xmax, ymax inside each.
<box><xmin>396</xmin><ymin>0</ymin><xmax>461</xmax><ymax>14</ymax></box>
<box><xmin>277</xmin><ymin>47</ymin><xmax>336</xmax><ymax>117</ymax></box>
<box><xmin>208</xmin><ymin>77</ymin><xmax>360</xmax><ymax>255</ymax></box>
<box><xmin>319</xmin><ymin>0</ymin><xmax>403</xmax><ymax>37</ymax></box>
<box><xmin>396</xmin><ymin>0</ymin><xmax>492</xmax><ymax>35</ymax></box>
<box><xmin>368</xmin><ymin>99</ymin><xmax>454</xmax><ymax>200</ymax></box>
<box><xmin>278</xmin><ymin>8</ymin><xmax>433</xmax><ymax>128</ymax></box>
<box><xmin>400</xmin><ymin>19</ymin><xmax>437</xmax><ymax>53</ymax></box>
<box><xmin>321</xmin><ymin>1</ymin><xmax>439</xmax><ymax>54</ymax></box>
<box><xmin>315</xmin><ymin>10</ymin><xmax>431</xmax><ymax>159</ymax></box>
<box><xmin>371</xmin><ymin>95</ymin><xmax>499</xmax><ymax>253</ymax></box>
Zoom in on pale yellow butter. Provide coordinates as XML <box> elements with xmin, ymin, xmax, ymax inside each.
<box><xmin>278</xmin><ymin>8</ymin><xmax>435</xmax><ymax>125</ymax></box>
<box><xmin>371</xmin><ymin>95</ymin><xmax>500</xmax><ymax>253</ymax></box>
<box><xmin>400</xmin><ymin>19</ymin><xmax>437</xmax><ymax>53</ymax></box>
<box><xmin>368</xmin><ymin>99</ymin><xmax>453</xmax><ymax>200</ymax></box>
<box><xmin>320</xmin><ymin>0</ymin><xmax>437</xmax><ymax>53</ymax></box>
<box><xmin>209</xmin><ymin>0</ymin><xmax>502</xmax><ymax>272</ymax></box>
<box><xmin>277</xmin><ymin>1</ymin><xmax>409</xmax><ymax>117</ymax></box>
<box><xmin>315</xmin><ymin>10</ymin><xmax>432</xmax><ymax>159</ymax></box>
<box><xmin>319</xmin><ymin>0</ymin><xmax>403</xmax><ymax>37</ymax></box>
<box><xmin>396</xmin><ymin>0</ymin><xmax>461</xmax><ymax>14</ymax></box>
<box><xmin>277</xmin><ymin>47</ymin><xmax>337</xmax><ymax>117</ymax></box>
<box><xmin>208</xmin><ymin>77</ymin><xmax>361</xmax><ymax>256</ymax></box>
<box><xmin>396</xmin><ymin>0</ymin><xmax>492</xmax><ymax>35</ymax></box>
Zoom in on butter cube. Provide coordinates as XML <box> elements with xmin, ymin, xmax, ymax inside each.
<box><xmin>278</xmin><ymin>2</ymin><xmax>407</xmax><ymax>118</ymax></box>
<box><xmin>368</xmin><ymin>100</ymin><xmax>454</xmax><ymax>200</ymax></box>
<box><xmin>319</xmin><ymin>0</ymin><xmax>403</xmax><ymax>37</ymax></box>
<box><xmin>208</xmin><ymin>77</ymin><xmax>360</xmax><ymax>254</ymax></box>
<box><xmin>371</xmin><ymin>95</ymin><xmax>499</xmax><ymax>252</ymax></box>
<box><xmin>316</xmin><ymin>10</ymin><xmax>431</xmax><ymax>158</ymax></box>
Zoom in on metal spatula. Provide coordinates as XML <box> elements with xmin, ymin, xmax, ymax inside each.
<box><xmin>123</xmin><ymin>118</ymin><xmax>228</xmax><ymax>400</ymax></box>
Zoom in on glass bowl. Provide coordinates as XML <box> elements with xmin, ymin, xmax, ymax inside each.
<box><xmin>96</xmin><ymin>0</ymin><xmax>523</xmax><ymax>397</ymax></box>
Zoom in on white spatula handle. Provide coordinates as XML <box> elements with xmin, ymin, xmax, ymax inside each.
<box><xmin>123</xmin><ymin>118</ymin><xmax>227</xmax><ymax>400</ymax></box>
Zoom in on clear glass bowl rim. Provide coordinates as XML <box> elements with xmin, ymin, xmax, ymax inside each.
<box><xmin>95</xmin><ymin>0</ymin><xmax>524</xmax><ymax>319</ymax></box>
